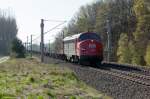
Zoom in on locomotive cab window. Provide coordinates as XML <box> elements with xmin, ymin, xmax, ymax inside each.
<box><xmin>79</xmin><ymin>33</ymin><xmax>101</xmax><ymax>41</ymax></box>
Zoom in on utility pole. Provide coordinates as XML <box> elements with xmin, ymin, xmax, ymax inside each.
<box><xmin>24</xmin><ymin>42</ymin><xmax>27</xmax><ymax>52</ymax></box>
<box><xmin>30</xmin><ymin>35</ymin><xmax>33</xmax><ymax>57</ymax></box>
<box><xmin>49</xmin><ymin>40</ymin><xmax>51</xmax><ymax>54</ymax></box>
<box><xmin>40</xmin><ymin>19</ymin><xmax>44</xmax><ymax>62</ymax></box>
<box><xmin>107</xmin><ymin>19</ymin><xmax>112</xmax><ymax>62</ymax></box>
<box><xmin>27</xmin><ymin>36</ymin><xmax>29</xmax><ymax>52</ymax></box>
<box><xmin>62</xmin><ymin>31</ymin><xmax>64</xmax><ymax>55</ymax></box>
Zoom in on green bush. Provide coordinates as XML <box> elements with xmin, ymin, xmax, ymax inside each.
<box><xmin>117</xmin><ymin>33</ymin><xmax>132</xmax><ymax>63</ymax></box>
<box><xmin>145</xmin><ymin>42</ymin><xmax>150</xmax><ymax>66</ymax></box>
<box><xmin>11</xmin><ymin>38</ymin><xmax>25</xmax><ymax>58</ymax></box>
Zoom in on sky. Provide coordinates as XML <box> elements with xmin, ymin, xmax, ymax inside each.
<box><xmin>0</xmin><ymin>0</ymin><xmax>95</xmax><ymax>44</ymax></box>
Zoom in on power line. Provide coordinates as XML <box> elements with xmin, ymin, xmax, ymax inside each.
<box><xmin>44</xmin><ymin>21</ymin><xmax>66</xmax><ymax>35</ymax></box>
<box><xmin>32</xmin><ymin>35</ymin><xmax>40</xmax><ymax>42</ymax></box>
<box><xmin>44</xmin><ymin>19</ymin><xmax>67</xmax><ymax>22</ymax></box>
<box><xmin>32</xmin><ymin>21</ymin><xmax>66</xmax><ymax>42</ymax></box>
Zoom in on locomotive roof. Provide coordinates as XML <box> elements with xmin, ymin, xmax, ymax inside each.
<box><xmin>63</xmin><ymin>33</ymin><xmax>82</xmax><ymax>41</ymax></box>
<box><xmin>63</xmin><ymin>32</ymin><xmax>98</xmax><ymax>41</ymax></box>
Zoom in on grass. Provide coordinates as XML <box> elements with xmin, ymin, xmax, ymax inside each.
<box><xmin>0</xmin><ymin>57</ymin><xmax>112</xmax><ymax>99</ymax></box>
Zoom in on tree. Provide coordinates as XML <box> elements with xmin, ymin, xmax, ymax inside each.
<box><xmin>145</xmin><ymin>41</ymin><xmax>150</xmax><ymax>66</ymax></box>
<box><xmin>11</xmin><ymin>38</ymin><xmax>25</xmax><ymax>58</ymax></box>
<box><xmin>53</xmin><ymin>33</ymin><xmax>64</xmax><ymax>54</ymax></box>
<box><xmin>0</xmin><ymin>9</ymin><xmax>18</xmax><ymax>55</ymax></box>
<box><xmin>117</xmin><ymin>33</ymin><xmax>132</xmax><ymax>63</ymax></box>
<box><xmin>132</xmin><ymin>0</ymin><xmax>150</xmax><ymax>65</ymax></box>
<box><xmin>95</xmin><ymin>0</ymin><xmax>136</xmax><ymax>61</ymax></box>
<box><xmin>76</xmin><ymin>4</ymin><xmax>97</xmax><ymax>32</ymax></box>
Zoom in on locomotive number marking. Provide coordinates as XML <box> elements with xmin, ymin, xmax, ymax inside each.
<box><xmin>89</xmin><ymin>44</ymin><xmax>96</xmax><ymax>48</ymax></box>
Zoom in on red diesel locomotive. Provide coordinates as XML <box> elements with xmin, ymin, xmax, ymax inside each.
<box><xmin>63</xmin><ymin>32</ymin><xmax>103</xmax><ymax>64</ymax></box>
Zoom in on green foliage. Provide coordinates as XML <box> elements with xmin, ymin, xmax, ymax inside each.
<box><xmin>47</xmin><ymin>92</ymin><xmax>56</xmax><ymax>99</ymax></box>
<box><xmin>130</xmin><ymin>44</ymin><xmax>142</xmax><ymax>65</ymax></box>
<box><xmin>117</xmin><ymin>33</ymin><xmax>132</xmax><ymax>63</ymax></box>
<box><xmin>132</xmin><ymin>0</ymin><xmax>150</xmax><ymax>65</ymax></box>
<box><xmin>27</xmin><ymin>94</ymin><xmax>37</xmax><ymax>99</ymax></box>
<box><xmin>69</xmin><ymin>96</ymin><xmax>76</xmax><ymax>99</ymax></box>
<box><xmin>145</xmin><ymin>42</ymin><xmax>150</xmax><ymax>65</ymax></box>
<box><xmin>37</xmin><ymin>96</ymin><xmax>44</xmax><ymax>99</ymax></box>
<box><xmin>134</xmin><ymin>0</ymin><xmax>150</xmax><ymax>17</ymax></box>
<box><xmin>76</xmin><ymin>5</ymin><xmax>96</xmax><ymax>32</ymax></box>
<box><xmin>29</xmin><ymin>77</ymin><xmax>35</xmax><ymax>83</ymax></box>
<box><xmin>0</xmin><ymin>94</ymin><xmax>16</xmax><ymax>99</ymax></box>
<box><xmin>11</xmin><ymin>38</ymin><xmax>25</xmax><ymax>58</ymax></box>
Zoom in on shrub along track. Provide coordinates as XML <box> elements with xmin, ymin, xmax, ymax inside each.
<box><xmin>37</xmin><ymin>55</ymin><xmax>150</xmax><ymax>99</ymax></box>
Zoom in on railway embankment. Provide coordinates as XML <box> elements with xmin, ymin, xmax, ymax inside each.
<box><xmin>43</xmin><ymin>56</ymin><xmax>150</xmax><ymax>99</ymax></box>
<box><xmin>0</xmin><ymin>57</ymin><xmax>110</xmax><ymax>99</ymax></box>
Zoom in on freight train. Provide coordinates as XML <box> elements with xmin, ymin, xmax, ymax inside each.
<box><xmin>32</xmin><ymin>32</ymin><xmax>103</xmax><ymax>65</ymax></box>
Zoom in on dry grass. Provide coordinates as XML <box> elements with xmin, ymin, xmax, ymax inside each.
<box><xmin>0</xmin><ymin>57</ymin><xmax>111</xmax><ymax>99</ymax></box>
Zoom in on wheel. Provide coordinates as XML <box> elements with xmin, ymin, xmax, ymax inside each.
<box><xmin>90</xmin><ymin>61</ymin><xmax>96</xmax><ymax>67</ymax></box>
<box><xmin>78</xmin><ymin>59</ymin><xmax>84</xmax><ymax>65</ymax></box>
<box><xmin>95</xmin><ymin>60</ymin><xmax>102</xmax><ymax>67</ymax></box>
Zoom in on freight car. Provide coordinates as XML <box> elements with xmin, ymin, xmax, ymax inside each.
<box><xmin>63</xmin><ymin>32</ymin><xmax>103</xmax><ymax>64</ymax></box>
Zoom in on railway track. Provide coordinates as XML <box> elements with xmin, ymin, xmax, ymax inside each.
<box><xmin>35</xmin><ymin>54</ymin><xmax>150</xmax><ymax>86</ymax></box>
<box><xmin>93</xmin><ymin>63</ymin><xmax>150</xmax><ymax>87</ymax></box>
<box><xmin>103</xmin><ymin>70</ymin><xmax>150</xmax><ymax>86</ymax></box>
<box><xmin>103</xmin><ymin>62</ymin><xmax>150</xmax><ymax>75</ymax></box>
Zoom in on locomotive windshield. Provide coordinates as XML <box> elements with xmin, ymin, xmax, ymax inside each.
<box><xmin>79</xmin><ymin>33</ymin><xmax>101</xmax><ymax>41</ymax></box>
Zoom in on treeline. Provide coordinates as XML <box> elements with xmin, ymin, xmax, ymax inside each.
<box><xmin>54</xmin><ymin>0</ymin><xmax>150</xmax><ymax>66</ymax></box>
<box><xmin>0</xmin><ymin>9</ymin><xmax>18</xmax><ymax>55</ymax></box>
<box><xmin>117</xmin><ymin>0</ymin><xmax>150</xmax><ymax>65</ymax></box>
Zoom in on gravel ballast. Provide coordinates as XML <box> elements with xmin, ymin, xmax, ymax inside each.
<box><xmin>43</xmin><ymin>56</ymin><xmax>150</xmax><ymax>99</ymax></box>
